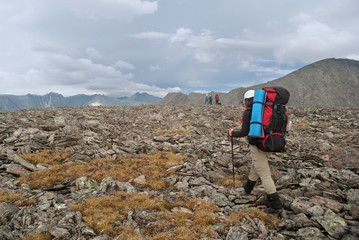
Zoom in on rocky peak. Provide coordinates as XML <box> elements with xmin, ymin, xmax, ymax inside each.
<box><xmin>161</xmin><ymin>58</ymin><xmax>359</xmax><ymax>108</ymax></box>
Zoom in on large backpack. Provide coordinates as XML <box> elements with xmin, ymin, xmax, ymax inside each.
<box><xmin>256</xmin><ymin>87</ymin><xmax>290</xmax><ymax>152</ymax></box>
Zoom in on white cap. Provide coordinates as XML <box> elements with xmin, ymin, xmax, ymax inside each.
<box><xmin>244</xmin><ymin>90</ymin><xmax>255</xmax><ymax>99</ymax></box>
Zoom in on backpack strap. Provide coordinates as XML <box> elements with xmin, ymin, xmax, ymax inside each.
<box><xmin>250</xmin><ymin>121</ymin><xmax>269</xmax><ymax>128</ymax></box>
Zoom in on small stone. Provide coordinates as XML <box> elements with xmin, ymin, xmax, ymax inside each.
<box><xmin>133</xmin><ymin>175</ymin><xmax>146</xmax><ymax>186</ymax></box>
<box><xmin>49</xmin><ymin>227</ymin><xmax>70</xmax><ymax>239</ymax></box>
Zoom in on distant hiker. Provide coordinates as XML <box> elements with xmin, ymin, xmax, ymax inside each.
<box><xmin>215</xmin><ymin>94</ymin><xmax>220</xmax><ymax>105</ymax></box>
<box><xmin>228</xmin><ymin>90</ymin><xmax>282</xmax><ymax>211</ymax></box>
<box><xmin>205</xmin><ymin>94</ymin><xmax>209</xmax><ymax>105</ymax></box>
<box><xmin>209</xmin><ymin>95</ymin><xmax>213</xmax><ymax>104</ymax></box>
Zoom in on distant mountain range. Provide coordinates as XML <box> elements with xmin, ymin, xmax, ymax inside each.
<box><xmin>160</xmin><ymin>58</ymin><xmax>359</xmax><ymax>108</ymax></box>
<box><xmin>2</xmin><ymin>58</ymin><xmax>358</xmax><ymax>111</ymax></box>
<box><xmin>0</xmin><ymin>92</ymin><xmax>162</xmax><ymax>112</ymax></box>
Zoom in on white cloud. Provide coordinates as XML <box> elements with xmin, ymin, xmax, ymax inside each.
<box><xmin>65</xmin><ymin>0</ymin><xmax>158</xmax><ymax>21</ymax></box>
<box><xmin>115</xmin><ymin>60</ymin><xmax>135</xmax><ymax>70</ymax></box>
<box><xmin>0</xmin><ymin>50</ymin><xmax>181</xmax><ymax>98</ymax></box>
<box><xmin>170</xmin><ymin>28</ymin><xmax>193</xmax><ymax>43</ymax></box>
<box><xmin>194</xmin><ymin>90</ymin><xmax>208</xmax><ymax>94</ymax></box>
<box><xmin>86</xmin><ymin>47</ymin><xmax>102</xmax><ymax>60</ymax></box>
<box><xmin>134</xmin><ymin>28</ymin><xmax>219</xmax><ymax>63</ymax></box>
<box><xmin>216</xmin><ymin>38</ymin><xmax>268</xmax><ymax>48</ymax></box>
<box><xmin>237</xmin><ymin>60</ymin><xmax>294</xmax><ymax>76</ymax></box>
<box><xmin>134</xmin><ymin>27</ymin><xmax>274</xmax><ymax>65</ymax></box>
<box><xmin>194</xmin><ymin>50</ymin><xmax>215</xmax><ymax>63</ymax></box>
<box><xmin>289</xmin><ymin>12</ymin><xmax>314</xmax><ymax>25</ymax></box>
<box><xmin>131</xmin><ymin>31</ymin><xmax>169</xmax><ymax>39</ymax></box>
<box><xmin>346</xmin><ymin>54</ymin><xmax>359</xmax><ymax>61</ymax></box>
<box><xmin>274</xmin><ymin>18</ymin><xmax>359</xmax><ymax>64</ymax></box>
<box><xmin>149</xmin><ymin>65</ymin><xmax>161</xmax><ymax>71</ymax></box>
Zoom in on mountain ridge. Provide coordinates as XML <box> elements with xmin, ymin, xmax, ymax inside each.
<box><xmin>2</xmin><ymin>58</ymin><xmax>358</xmax><ymax>111</ymax></box>
<box><xmin>160</xmin><ymin>58</ymin><xmax>359</xmax><ymax>107</ymax></box>
<box><xmin>0</xmin><ymin>92</ymin><xmax>162</xmax><ymax>112</ymax></box>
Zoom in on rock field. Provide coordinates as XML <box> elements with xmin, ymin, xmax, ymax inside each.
<box><xmin>0</xmin><ymin>105</ymin><xmax>359</xmax><ymax>239</ymax></box>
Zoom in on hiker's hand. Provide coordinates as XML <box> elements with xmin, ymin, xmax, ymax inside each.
<box><xmin>228</xmin><ymin>129</ymin><xmax>234</xmax><ymax>137</ymax></box>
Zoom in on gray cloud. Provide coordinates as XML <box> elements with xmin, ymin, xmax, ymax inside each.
<box><xmin>0</xmin><ymin>0</ymin><xmax>358</xmax><ymax>97</ymax></box>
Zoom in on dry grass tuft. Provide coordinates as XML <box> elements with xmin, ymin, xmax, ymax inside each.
<box><xmin>71</xmin><ymin>193</ymin><xmax>168</xmax><ymax>236</ymax></box>
<box><xmin>215</xmin><ymin>173</ymin><xmax>244</xmax><ymax>188</ymax></box>
<box><xmin>0</xmin><ymin>190</ymin><xmax>22</xmax><ymax>203</ymax></box>
<box><xmin>293</xmin><ymin>122</ymin><xmax>308</xmax><ymax>128</ymax></box>
<box><xmin>177</xmin><ymin>121</ymin><xmax>192</xmax><ymax>126</ymax></box>
<box><xmin>113</xmin><ymin>225</ymin><xmax>141</xmax><ymax>240</ymax></box>
<box><xmin>71</xmin><ymin>193</ymin><xmax>220</xmax><ymax>239</ymax></box>
<box><xmin>153</xmin><ymin>129</ymin><xmax>192</xmax><ymax>136</ymax></box>
<box><xmin>18</xmin><ymin>162</ymin><xmax>77</xmax><ymax>189</ymax></box>
<box><xmin>18</xmin><ymin>152</ymin><xmax>186</xmax><ymax>190</ymax></box>
<box><xmin>229</xmin><ymin>207</ymin><xmax>281</xmax><ymax>229</ymax></box>
<box><xmin>149</xmin><ymin>195</ymin><xmax>220</xmax><ymax>239</ymax></box>
<box><xmin>14</xmin><ymin>198</ymin><xmax>36</xmax><ymax>207</ymax></box>
<box><xmin>22</xmin><ymin>232</ymin><xmax>53</xmax><ymax>240</ymax></box>
<box><xmin>0</xmin><ymin>190</ymin><xmax>35</xmax><ymax>206</ymax></box>
<box><xmin>20</xmin><ymin>149</ymin><xmax>71</xmax><ymax>165</ymax></box>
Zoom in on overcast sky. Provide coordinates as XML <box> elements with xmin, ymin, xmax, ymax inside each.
<box><xmin>1</xmin><ymin>0</ymin><xmax>358</xmax><ymax>98</ymax></box>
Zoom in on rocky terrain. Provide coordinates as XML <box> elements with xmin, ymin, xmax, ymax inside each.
<box><xmin>0</xmin><ymin>105</ymin><xmax>358</xmax><ymax>239</ymax></box>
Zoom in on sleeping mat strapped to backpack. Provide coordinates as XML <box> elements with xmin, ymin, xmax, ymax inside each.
<box><xmin>249</xmin><ymin>89</ymin><xmax>266</xmax><ymax>137</ymax></box>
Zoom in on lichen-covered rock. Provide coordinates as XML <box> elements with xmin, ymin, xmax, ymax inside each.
<box><xmin>226</xmin><ymin>226</ymin><xmax>249</xmax><ymax>240</ymax></box>
<box><xmin>313</xmin><ymin>209</ymin><xmax>347</xmax><ymax>238</ymax></box>
<box><xmin>75</xmin><ymin>176</ymin><xmax>99</xmax><ymax>191</ymax></box>
<box><xmin>346</xmin><ymin>189</ymin><xmax>359</xmax><ymax>204</ymax></box>
<box><xmin>290</xmin><ymin>197</ymin><xmax>315</xmax><ymax>215</ymax></box>
<box><xmin>99</xmin><ymin>177</ymin><xmax>121</xmax><ymax>193</ymax></box>
<box><xmin>297</xmin><ymin>227</ymin><xmax>327</xmax><ymax>239</ymax></box>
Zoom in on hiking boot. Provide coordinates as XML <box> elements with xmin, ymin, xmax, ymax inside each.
<box><xmin>267</xmin><ymin>192</ymin><xmax>282</xmax><ymax>210</ymax></box>
<box><xmin>243</xmin><ymin>179</ymin><xmax>256</xmax><ymax>194</ymax></box>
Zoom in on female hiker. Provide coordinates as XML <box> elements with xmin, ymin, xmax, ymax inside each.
<box><xmin>228</xmin><ymin>90</ymin><xmax>282</xmax><ymax>211</ymax></box>
<box><xmin>215</xmin><ymin>94</ymin><xmax>220</xmax><ymax>104</ymax></box>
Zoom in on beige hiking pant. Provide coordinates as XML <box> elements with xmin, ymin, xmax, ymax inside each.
<box><xmin>248</xmin><ymin>144</ymin><xmax>277</xmax><ymax>194</ymax></box>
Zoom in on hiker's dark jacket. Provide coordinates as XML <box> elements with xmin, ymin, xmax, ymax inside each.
<box><xmin>232</xmin><ymin>107</ymin><xmax>257</xmax><ymax>145</ymax></box>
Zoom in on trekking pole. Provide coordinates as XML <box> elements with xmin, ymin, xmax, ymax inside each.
<box><xmin>231</xmin><ymin>136</ymin><xmax>235</xmax><ymax>188</ymax></box>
